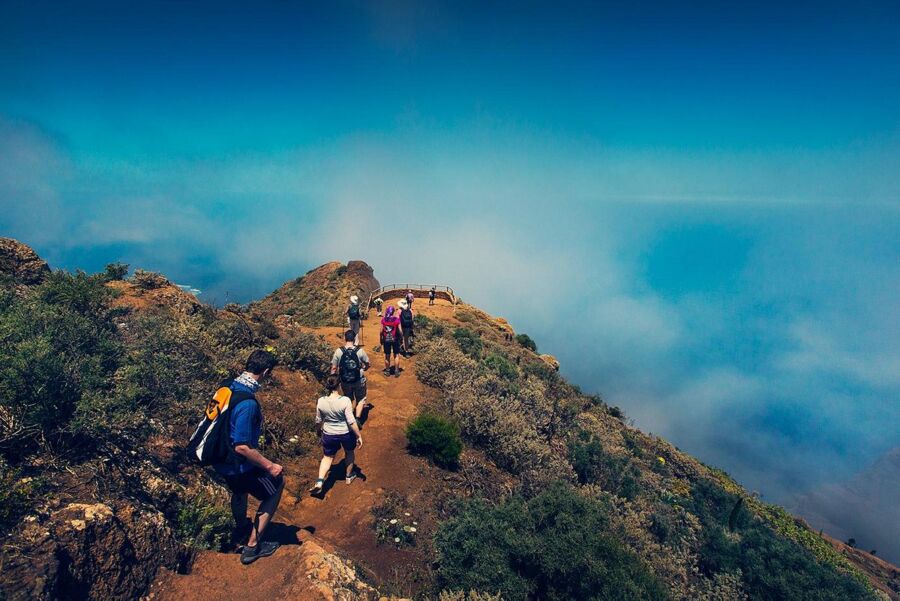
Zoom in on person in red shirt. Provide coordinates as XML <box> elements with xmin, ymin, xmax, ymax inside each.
<box><xmin>380</xmin><ymin>305</ymin><xmax>404</xmax><ymax>376</ymax></box>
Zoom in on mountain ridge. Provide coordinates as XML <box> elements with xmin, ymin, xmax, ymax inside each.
<box><xmin>0</xmin><ymin>237</ymin><xmax>895</xmax><ymax>600</ymax></box>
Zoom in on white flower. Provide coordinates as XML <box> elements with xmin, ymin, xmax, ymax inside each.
<box><xmin>389</xmin><ymin>519</ymin><xmax>398</xmax><ymax>524</ymax></box>
<box><xmin>404</xmin><ymin>512</ymin><xmax>411</xmax><ymax>516</ymax></box>
<box><xmin>413</xmin><ymin>521</ymin><xmax>418</xmax><ymax>525</ymax></box>
<box><xmin>394</xmin><ymin>537</ymin><xmax>400</xmax><ymax>543</ymax></box>
<box><xmin>409</xmin><ymin>527</ymin><xmax>417</xmax><ymax>533</ymax></box>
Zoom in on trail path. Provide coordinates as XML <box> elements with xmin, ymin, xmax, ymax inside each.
<box><xmin>152</xmin><ymin>300</ymin><xmax>457</xmax><ymax>600</ymax></box>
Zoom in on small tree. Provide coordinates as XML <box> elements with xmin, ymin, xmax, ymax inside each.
<box><xmin>102</xmin><ymin>262</ymin><xmax>129</xmax><ymax>281</ymax></box>
<box><xmin>406</xmin><ymin>414</ymin><xmax>462</xmax><ymax>469</ymax></box>
<box><xmin>515</xmin><ymin>333</ymin><xmax>537</xmax><ymax>352</ymax></box>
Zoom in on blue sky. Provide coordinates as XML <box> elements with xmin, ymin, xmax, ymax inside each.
<box><xmin>2</xmin><ymin>0</ymin><xmax>899</xmax><ymax>560</ymax></box>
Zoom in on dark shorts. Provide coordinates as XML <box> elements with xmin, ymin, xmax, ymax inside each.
<box><xmin>341</xmin><ymin>379</ymin><xmax>367</xmax><ymax>402</ymax></box>
<box><xmin>402</xmin><ymin>324</ymin><xmax>414</xmax><ymax>339</ymax></box>
<box><xmin>349</xmin><ymin>319</ymin><xmax>361</xmax><ymax>334</ymax></box>
<box><xmin>224</xmin><ymin>468</ymin><xmax>284</xmax><ymax>502</ymax></box>
<box><xmin>322</xmin><ymin>432</ymin><xmax>357</xmax><ymax>457</ymax></box>
<box><xmin>383</xmin><ymin>337</ymin><xmax>402</xmax><ymax>357</ymax></box>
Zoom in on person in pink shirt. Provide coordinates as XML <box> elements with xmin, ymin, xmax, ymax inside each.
<box><xmin>380</xmin><ymin>305</ymin><xmax>404</xmax><ymax>376</ymax></box>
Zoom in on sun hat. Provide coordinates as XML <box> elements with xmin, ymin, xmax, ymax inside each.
<box><xmin>350</xmin><ymin>295</ymin><xmax>359</xmax><ymax>305</ymax></box>
<box><xmin>398</xmin><ymin>299</ymin><xmax>409</xmax><ymax>310</ymax></box>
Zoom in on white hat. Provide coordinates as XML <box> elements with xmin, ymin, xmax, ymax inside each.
<box><xmin>350</xmin><ymin>295</ymin><xmax>359</xmax><ymax>305</ymax></box>
<box><xmin>398</xmin><ymin>299</ymin><xmax>409</xmax><ymax>310</ymax></box>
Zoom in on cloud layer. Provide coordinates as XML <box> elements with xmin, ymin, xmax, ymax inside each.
<box><xmin>2</xmin><ymin>114</ymin><xmax>899</xmax><ymax>561</ymax></box>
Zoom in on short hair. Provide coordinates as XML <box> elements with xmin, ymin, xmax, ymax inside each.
<box><xmin>344</xmin><ymin>329</ymin><xmax>356</xmax><ymax>342</ymax></box>
<box><xmin>325</xmin><ymin>374</ymin><xmax>341</xmax><ymax>391</ymax></box>
<box><xmin>245</xmin><ymin>349</ymin><xmax>277</xmax><ymax>374</ymax></box>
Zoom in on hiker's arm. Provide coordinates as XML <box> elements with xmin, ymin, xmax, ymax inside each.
<box><xmin>350</xmin><ymin>422</ymin><xmax>362</xmax><ymax>446</ymax></box>
<box><xmin>233</xmin><ymin>445</ymin><xmax>282</xmax><ymax>477</ymax></box>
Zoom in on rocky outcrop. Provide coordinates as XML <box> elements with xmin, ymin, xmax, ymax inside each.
<box><xmin>107</xmin><ymin>279</ymin><xmax>202</xmax><ymax>316</ymax></box>
<box><xmin>0</xmin><ymin>237</ymin><xmax>50</xmax><ymax>286</ymax></box>
<box><xmin>152</xmin><ymin>537</ymin><xmax>385</xmax><ymax>601</ymax></box>
<box><xmin>540</xmin><ymin>354</ymin><xmax>561</xmax><ymax>371</ymax></box>
<box><xmin>1</xmin><ymin>502</ymin><xmax>189</xmax><ymax>601</ymax></box>
<box><xmin>253</xmin><ymin>260</ymin><xmax>381</xmax><ymax>327</ymax></box>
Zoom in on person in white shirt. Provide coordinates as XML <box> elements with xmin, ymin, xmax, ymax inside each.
<box><xmin>309</xmin><ymin>375</ymin><xmax>363</xmax><ymax>495</ymax></box>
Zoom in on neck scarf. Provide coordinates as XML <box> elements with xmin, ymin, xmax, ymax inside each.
<box><xmin>235</xmin><ymin>371</ymin><xmax>261</xmax><ymax>392</ymax></box>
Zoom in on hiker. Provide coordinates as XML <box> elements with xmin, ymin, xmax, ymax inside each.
<box><xmin>309</xmin><ymin>374</ymin><xmax>363</xmax><ymax>494</ymax></box>
<box><xmin>399</xmin><ymin>298</ymin><xmax>415</xmax><ymax>356</ymax></box>
<box><xmin>331</xmin><ymin>329</ymin><xmax>371</xmax><ymax>419</ymax></box>
<box><xmin>380</xmin><ymin>305</ymin><xmax>404</xmax><ymax>376</ymax></box>
<box><xmin>347</xmin><ymin>295</ymin><xmax>362</xmax><ymax>345</ymax></box>
<box><xmin>406</xmin><ymin>289</ymin><xmax>415</xmax><ymax>308</ymax></box>
<box><xmin>214</xmin><ymin>350</ymin><xmax>284</xmax><ymax>565</ymax></box>
<box><xmin>429</xmin><ymin>286</ymin><xmax>436</xmax><ymax>305</ymax></box>
<box><xmin>374</xmin><ymin>296</ymin><xmax>384</xmax><ymax>317</ymax></box>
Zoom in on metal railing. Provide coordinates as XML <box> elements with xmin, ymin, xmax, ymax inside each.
<box><xmin>365</xmin><ymin>284</ymin><xmax>456</xmax><ymax>316</ymax></box>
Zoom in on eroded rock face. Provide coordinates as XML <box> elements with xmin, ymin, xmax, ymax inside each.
<box><xmin>346</xmin><ymin>260</ymin><xmax>380</xmax><ymax>295</ymax></box>
<box><xmin>2</xmin><ymin>502</ymin><xmax>189</xmax><ymax>601</ymax></box>
<box><xmin>0</xmin><ymin>237</ymin><xmax>50</xmax><ymax>286</ymax></box>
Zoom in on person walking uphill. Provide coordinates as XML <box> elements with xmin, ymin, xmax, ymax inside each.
<box><xmin>429</xmin><ymin>286</ymin><xmax>436</xmax><ymax>305</ymax></box>
<box><xmin>347</xmin><ymin>295</ymin><xmax>362</xmax><ymax>345</ymax></box>
<box><xmin>214</xmin><ymin>350</ymin><xmax>284</xmax><ymax>565</ymax></box>
<box><xmin>380</xmin><ymin>305</ymin><xmax>404</xmax><ymax>376</ymax></box>
<box><xmin>309</xmin><ymin>375</ymin><xmax>363</xmax><ymax>495</ymax></box>
<box><xmin>399</xmin><ymin>298</ymin><xmax>415</xmax><ymax>356</ymax></box>
<box><xmin>331</xmin><ymin>329</ymin><xmax>371</xmax><ymax>420</ymax></box>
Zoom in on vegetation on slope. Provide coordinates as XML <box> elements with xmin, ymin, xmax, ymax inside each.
<box><xmin>411</xmin><ymin>305</ymin><xmax>877</xmax><ymax>600</ymax></box>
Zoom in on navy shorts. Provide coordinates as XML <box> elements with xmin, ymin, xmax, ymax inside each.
<box><xmin>224</xmin><ymin>468</ymin><xmax>283</xmax><ymax>502</ymax></box>
<box><xmin>322</xmin><ymin>432</ymin><xmax>357</xmax><ymax>457</ymax></box>
<box><xmin>383</xmin><ymin>337</ymin><xmax>402</xmax><ymax>357</ymax></box>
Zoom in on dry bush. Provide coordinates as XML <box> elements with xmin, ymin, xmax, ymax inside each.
<box><xmin>131</xmin><ymin>269</ymin><xmax>170</xmax><ymax>290</ymax></box>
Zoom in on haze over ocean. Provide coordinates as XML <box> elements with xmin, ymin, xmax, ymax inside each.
<box><xmin>2</xmin><ymin>1</ymin><xmax>898</xmax><ymax>561</ymax></box>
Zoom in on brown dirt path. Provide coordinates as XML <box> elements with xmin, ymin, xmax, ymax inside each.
<box><xmin>152</xmin><ymin>300</ymin><xmax>458</xmax><ymax>600</ymax></box>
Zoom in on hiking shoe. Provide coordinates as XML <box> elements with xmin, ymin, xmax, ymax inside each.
<box><xmin>382</xmin><ymin>368</ymin><xmax>391</xmax><ymax>376</ymax></box>
<box><xmin>308</xmin><ymin>479</ymin><xmax>324</xmax><ymax>494</ymax></box>
<box><xmin>346</xmin><ymin>471</ymin><xmax>357</xmax><ymax>485</ymax></box>
<box><xmin>241</xmin><ymin>540</ymin><xmax>280</xmax><ymax>565</ymax></box>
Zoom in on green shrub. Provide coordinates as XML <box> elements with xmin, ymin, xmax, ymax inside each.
<box><xmin>515</xmin><ymin>333</ymin><xmax>537</xmax><ymax>352</ymax></box>
<box><xmin>413</xmin><ymin>313</ymin><xmax>431</xmax><ymax>329</ymax></box>
<box><xmin>435</xmin><ymin>483</ymin><xmax>668</xmax><ymax>601</ymax></box>
<box><xmin>482</xmin><ymin>352</ymin><xmax>517</xmax><ymax>381</ymax></box>
<box><xmin>567</xmin><ymin>430</ymin><xmax>640</xmax><ymax>499</ymax></box>
<box><xmin>131</xmin><ymin>269</ymin><xmax>169</xmax><ymax>290</ymax></box>
<box><xmin>174</xmin><ymin>489</ymin><xmax>232</xmax><ymax>551</ymax></box>
<box><xmin>102</xmin><ymin>262</ymin><xmax>129</xmax><ymax>281</ymax></box>
<box><xmin>689</xmin><ymin>480</ymin><xmax>873</xmax><ymax>600</ymax></box>
<box><xmin>276</xmin><ymin>331</ymin><xmax>331</xmax><ymax>379</ymax></box>
<box><xmin>406</xmin><ymin>414</ymin><xmax>462</xmax><ymax>469</ymax></box>
<box><xmin>257</xmin><ymin>317</ymin><xmax>279</xmax><ymax>340</ymax></box>
<box><xmin>452</xmin><ymin>327</ymin><xmax>482</xmax><ymax>358</ymax></box>
<box><xmin>0</xmin><ymin>272</ymin><xmax>121</xmax><ymax>456</ymax></box>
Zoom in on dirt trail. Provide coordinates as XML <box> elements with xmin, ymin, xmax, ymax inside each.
<box><xmin>153</xmin><ymin>300</ymin><xmax>457</xmax><ymax>600</ymax></box>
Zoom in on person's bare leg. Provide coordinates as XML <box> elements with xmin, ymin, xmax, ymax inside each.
<box><xmin>356</xmin><ymin>397</ymin><xmax>367</xmax><ymax>418</ymax></box>
<box><xmin>345</xmin><ymin>448</ymin><xmax>356</xmax><ymax>478</ymax></box>
<box><xmin>317</xmin><ymin>455</ymin><xmax>334</xmax><ymax>481</ymax></box>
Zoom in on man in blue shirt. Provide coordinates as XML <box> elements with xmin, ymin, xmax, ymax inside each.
<box><xmin>215</xmin><ymin>349</ymin><xmax>284</xmax><ymax>565</ymax></box>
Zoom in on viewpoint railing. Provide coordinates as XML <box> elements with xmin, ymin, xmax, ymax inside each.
<box><xmin>365</xmin><ymin>284</ymin><xmax>456</xmax><ymax>316</ymax></box>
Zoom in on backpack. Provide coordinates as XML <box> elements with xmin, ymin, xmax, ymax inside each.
<box><xmin>187</xmin><ymin>379</ymin><xmax>256</xmax><ymax>466</ymax></box>
<box><xmin>348</xmin><ymin>304</ymin><xmax>361</xmax><ymax>320</ymax></box>
<box><xmin>400</xmin><ymin>307</ymin><xmax>414</xmax><ymax>327</ymax></box>
<box><xmin>382</xmin><ymin>321</ymin><xmax>398</xmax><ymax>344</ymax></box>
<box><xmin>339</xmin><ymin>346</ymin><xmax>362</xmax><ymax>383</ymax></box>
